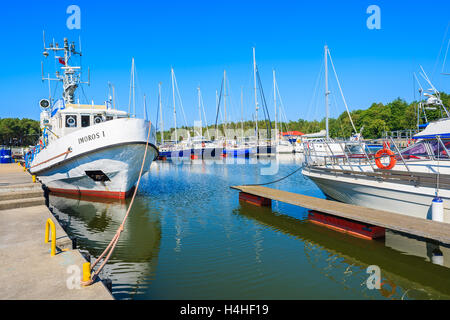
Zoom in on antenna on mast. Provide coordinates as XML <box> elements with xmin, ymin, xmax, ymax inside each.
<box><xmin>41</xmin><ymin>35</ymin><xmax>87</xmax><ymax>104</ymax></box>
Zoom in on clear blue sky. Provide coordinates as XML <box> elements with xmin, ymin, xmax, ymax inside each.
<box><xmin>0</xmin><ymin>0</ymin><xmax>449</xmax><ymax>128</ymax></box>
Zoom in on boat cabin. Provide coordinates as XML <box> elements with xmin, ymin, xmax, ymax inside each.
<box><xmin>41</xmin><ymin>103</ymin><xmax>129</xmax><ymax>143</ymax></box>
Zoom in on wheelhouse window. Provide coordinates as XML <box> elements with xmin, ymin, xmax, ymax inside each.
<box><xmin>81</xmin><ymin>115</ymin><xmax>90</xmax><ymax>127</ymax></box>
<box><xmin>93</xmin><ymin>115</ymin><xmax>103</xmax><ymax>125</ymax></box>
<box><xmin>65</xmin><ymin>115</ymin><xmax>77</xmax><ymax>128</ymax></box>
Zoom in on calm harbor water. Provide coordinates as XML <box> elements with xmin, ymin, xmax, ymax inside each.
<box><xmin>49</xmin><ymin>154</ymin><xmax>450</xmax><ymax>300</ymax></box>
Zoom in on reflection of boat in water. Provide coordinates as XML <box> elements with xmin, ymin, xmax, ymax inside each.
<box><xmin>235</xmin><ymin>202</ymin><xmax>450</xmax><ymax>299</ymax></box>
<box><xmin>48</xmin><ymin>193</ymin><xmax>161</xmax><ymax>300</ymax></box>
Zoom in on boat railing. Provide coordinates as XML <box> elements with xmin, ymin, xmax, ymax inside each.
<box><xmin>304</xmin><ymin>135</ymin><xmax>450</xmax><ymax>173</ymax></box>
<box><xmin>24</xmin><ymin>127</ymin><xmax>49</xmax><ymax>169</ymax></box>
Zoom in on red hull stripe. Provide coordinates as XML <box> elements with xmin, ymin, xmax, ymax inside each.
<box><xmin>49</xmin><ymin>187</ymin><xmax>128</xmax><ymax>199</ymax></box>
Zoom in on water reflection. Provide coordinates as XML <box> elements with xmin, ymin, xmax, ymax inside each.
<box><xmin>235</xmin><ymin>202</ymin><xmax>450</xmax><ymax>300</ymax></box>
<box><xmin>48</xmin><ymin>193</ymin><xmax>161</xmax><ymax>300</ymax></box>
<box><xmin>45</xmin><ymin>154</ymin><xmax>450</xmax><ymax>300</ymax></box>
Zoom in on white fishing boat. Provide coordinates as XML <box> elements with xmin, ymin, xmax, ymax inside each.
<box><xmin>25</xmin><ymin>36</ymin><xmax>158</xmax><ymax>199</ymax></box>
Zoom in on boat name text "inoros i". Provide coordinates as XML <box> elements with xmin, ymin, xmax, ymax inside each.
<box><xmin>78</xmin><ymin>131</ymin><xmax>105</xmax><ymax>145</ymax></box>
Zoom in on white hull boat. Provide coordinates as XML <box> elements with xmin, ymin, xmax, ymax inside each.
<box><xmin>29</xmin><ymin>118</ymin><xmax>157</xmax><ymax>198</ymax></box>
<box><xmin>26</xmin><ymin>37</ymin><xmax>158</xmax><ymax>199</ymax></box>
<box><xmin>303</xmin><ymin>117</ymin><xmax>450</xmax><ymax>222</ymax></box>
<box><xmin>304</xmin><ymin>162</ymin><xmax>450</xmax><ymax>221</ymax></box>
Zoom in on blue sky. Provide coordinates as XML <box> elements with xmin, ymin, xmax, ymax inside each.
<box><xmin>0</xmin><ymin>0</ymin><xmax>449</xmax><ymax>128</ymax></box>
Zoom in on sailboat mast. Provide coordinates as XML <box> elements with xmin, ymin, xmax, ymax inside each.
<box><xmin>171</xmin><ymin>68</ymin><xmax>178</xmax><ymax>144</ymax></box>
<box><xmin>324</xmin><ymin>45</ymin><xmax>330</xmax><ymax>140</ymax></box>
<box><xmin>215</xmin><ymin>90</ymin><xmax>219</xmax><ymax>140</ymax></box>
<box><xmin>241</xmin><ymin>86</ymin><xmax>244</xmax><ymax>141</ymax></box>
<box><xmin>273</xmin><ymin>69</ymin><xmax>278</xmax><ymax>145</ymax></box>
<box><xmin>253</xmin><ymin>47</ymin><xmax>259</xmax><ymax>143</ymax></box>
<box><xmin>159</xmin><ymin>82</ymin><xmax>164</xmax><ymax>144</ymax></box>
<box><xmin>223</xmin><ymin>70</ymin><xmax>227</xmax><ymax>140</ymax></box>
<box><xmin>199</xmin><ymin>89</ymin><xmax>210</xmax><ymax>140</ymax></box>
<box><xmin>132</xmin><ymin>58</ymin><xmax>136</xmax><ymax>117</ymax></box>
<box><xmin>198</xmin><ymin>86</ymin><xmax>202</xmax><ymax>138</ymax></box>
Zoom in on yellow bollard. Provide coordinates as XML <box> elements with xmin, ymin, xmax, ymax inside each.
<box><xmin>45</xmin><ymin>219</ymin><xmax>56</xmax><ymax>256</ymax></box>
<box><xmin>82</xmin><ymin>262</ymin><xmax>91</xmax><ymax>285</ymax></box>
<box><xmin>32</xmin><ymin>175</ymin><xmax>36</xmax><ymax>183</ymax></box>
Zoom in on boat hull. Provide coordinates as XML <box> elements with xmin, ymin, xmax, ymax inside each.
<box><xmin>303</xmin><ymin>168</ymin><xmax>450</xmax><ymax>222</ymax></box>
<box><xmin>29</xmin><ymin>118</ymin><xmax>158</xmax><ymax>199</ymax></box>
<box><xmin>41</xmin><ymin>143</ymin><xmax>156</xmax><ymax>198</ymax></box>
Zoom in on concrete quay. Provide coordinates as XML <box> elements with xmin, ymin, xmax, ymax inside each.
<box><xmin>0</xmin><ymin>163</ymin><xmax>113</xmax><ymax>300</ymax></box>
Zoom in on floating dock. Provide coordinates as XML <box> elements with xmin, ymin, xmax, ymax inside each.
<box><xmin>0</xmin><ymin>163</ymin><xmax>113</xmax><ymax>299</ymax></box>
<box><xmin>232</xmin><ymin>185</ymin><xmax>450</xmax><ymax>244</ymax></box>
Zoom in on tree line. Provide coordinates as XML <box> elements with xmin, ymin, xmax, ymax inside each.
<box><xmin>0</xmin><ymin>118</ymin><xmax>41</xmax><ymax>147</ymax></box>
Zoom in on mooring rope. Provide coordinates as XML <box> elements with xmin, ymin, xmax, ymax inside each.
<box><xmin>81</xmin><ymin>121</ymin><xmax>152</xmax><ymax>286</ymax></box>
<box><xmin>242</xmin><ymin>164</ymin><xmax>304</xmax><ymax>187</ymax></box>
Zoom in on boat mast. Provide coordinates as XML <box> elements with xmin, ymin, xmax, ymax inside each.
<box><xmin>198</xmin><ymin>86</ymin><xmax>202</xmax><ymax>138</ymax></box>
<box><xmin>215</xmin><ymin>90</ymin><xmax>219</xmax><ymax>140</ymax></box>
<box><xmin>159</xmin><ymin>82</ymin><xmax>164</xmax><ymax>144</ymax></box>
<box><xmin>132</xmin><ymin>58</ymin><xmax>136</xmax><ymax>117</ymax></box>
<box><xmin>273</xmin><ymin>69</ymin><xmax>278</xmax><ymax>145</ymax></box>
<box><xmin>324</xmin><ymin>45</ymin><xmax>330</xmax><ymax>140</ymax></box>
<box><xmin>241</xmin><ymin>86</ymin><xmax>244</xmax><ymax>141</ymax></box>
<box><xmin>128</xmin><ymin>58</ymin><xmax>136</xmax><ymax>117</ymax></box>
<box><xmin>223</xmin><ymin>70</ymin><xmax>228</xmax><ymax>141</ymax></box>
<box><xmin>199</xmin><ymin>88</ymin><xmax>210</xmax><ymax>140</ymax></box>
<box><xmin>171</xmin><ymin>67</ymin><xmax>178</xmax><ymax>144</ymax></box>
<box><xmin>253</xmin><ymin>47</ymin><xmax>259</xmax><ymax>144</ymax></box>
<box><xmin>41</xmin><ymin>36</ymin><xmax>87</xmax><ymax>105</ymax></box>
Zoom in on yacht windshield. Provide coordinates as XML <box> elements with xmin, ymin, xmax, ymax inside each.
<box><xmin>401</xmin><ymin>139</ymin><xmax>450</xmax><ymax>159</ymax></box>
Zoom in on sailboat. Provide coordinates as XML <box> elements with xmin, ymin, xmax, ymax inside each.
<box><xmin>189</xmin><ymin>86</ymin><xmax>220</xmax><ymax>159</ymax></box>
<box><xmin>301</xmin><ymin>45</ymin><xmax>367</xmax><ymax>161</ymax></box>
<box><xmin>25</xmin><ymin>36</ymin><xmax>158</xmax><ymax>199</ymax></box>
<box><xmin>158</xmin><ymin>68</ymin><xmax>192</xmax><ymax>158</ymax></box>
<box><xmin>251</xmin><ymin>48</ymin><xmax>276</xmax><ymax>155</ymax></box>
<box><xmin>218</xmin><ymin>70</ymin><xmax>254</xmax><ymax>157</ymax></box>
<box><xmin>272</xmin><ymin>70</ymin><xmax>296</xmax><ymax>154</ymax></box>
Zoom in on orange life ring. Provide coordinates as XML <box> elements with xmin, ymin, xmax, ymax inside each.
<box><xmin>375</xmin><ymin>149</ymin><xmax>396</xmax><ymax>170</ymax></box>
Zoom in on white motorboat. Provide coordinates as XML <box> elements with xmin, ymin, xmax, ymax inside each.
<box><xmin>276</xmin><ymin>139</ymin><xmax>295</xmax><ymax>154</ymax></box>
<box><xmin>25</xmin><ymin>37</ymin><xmax>158</xmax><ymax>199</ymax></box>
<box><xmin>303</xmin><ymin>117</ymin><xmax>450</xmax><ymax>222</ymax></box>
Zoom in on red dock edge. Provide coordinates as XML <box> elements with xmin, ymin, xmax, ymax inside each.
<box><xmin>239</xmin><ymin>192</ymin><xmax>272</xmax><ymax>207</ymax></box>
<box><xmin>308</xmin><ymin>210</ymin><xmax>385</xmax><ymax>240</ymax></box>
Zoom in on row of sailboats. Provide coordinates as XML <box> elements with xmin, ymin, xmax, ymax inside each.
<box><xmin>156</xmin><ymin>48</ymin><xmax>303</xmax><ymax>159</ymax></box>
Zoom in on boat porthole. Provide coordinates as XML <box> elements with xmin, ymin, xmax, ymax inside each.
<box><xmin>94</xmin><ymin>116</ymin><xmax>102</xmax><ymax>124</ymax></box>
<box><xmin>67</xmin><ymin>116</ymin><xmax>76</xmax><ymax>127</ymax></box>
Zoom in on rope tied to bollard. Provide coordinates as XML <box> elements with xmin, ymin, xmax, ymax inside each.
<box><xmin>81</xmin><ymin>122</ymin><xmax>152</xmax><ymax>287</ymax></box>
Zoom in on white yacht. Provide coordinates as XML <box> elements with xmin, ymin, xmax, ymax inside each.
<box><xmin>303</xmin><ymin>117</ymin><xmax>450</xmax><ymax>222</ymax></box>
<box><xmin>25</xmin><ymin>37</ymin><xmax>158</xmax><ymax>199</ymax></box>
